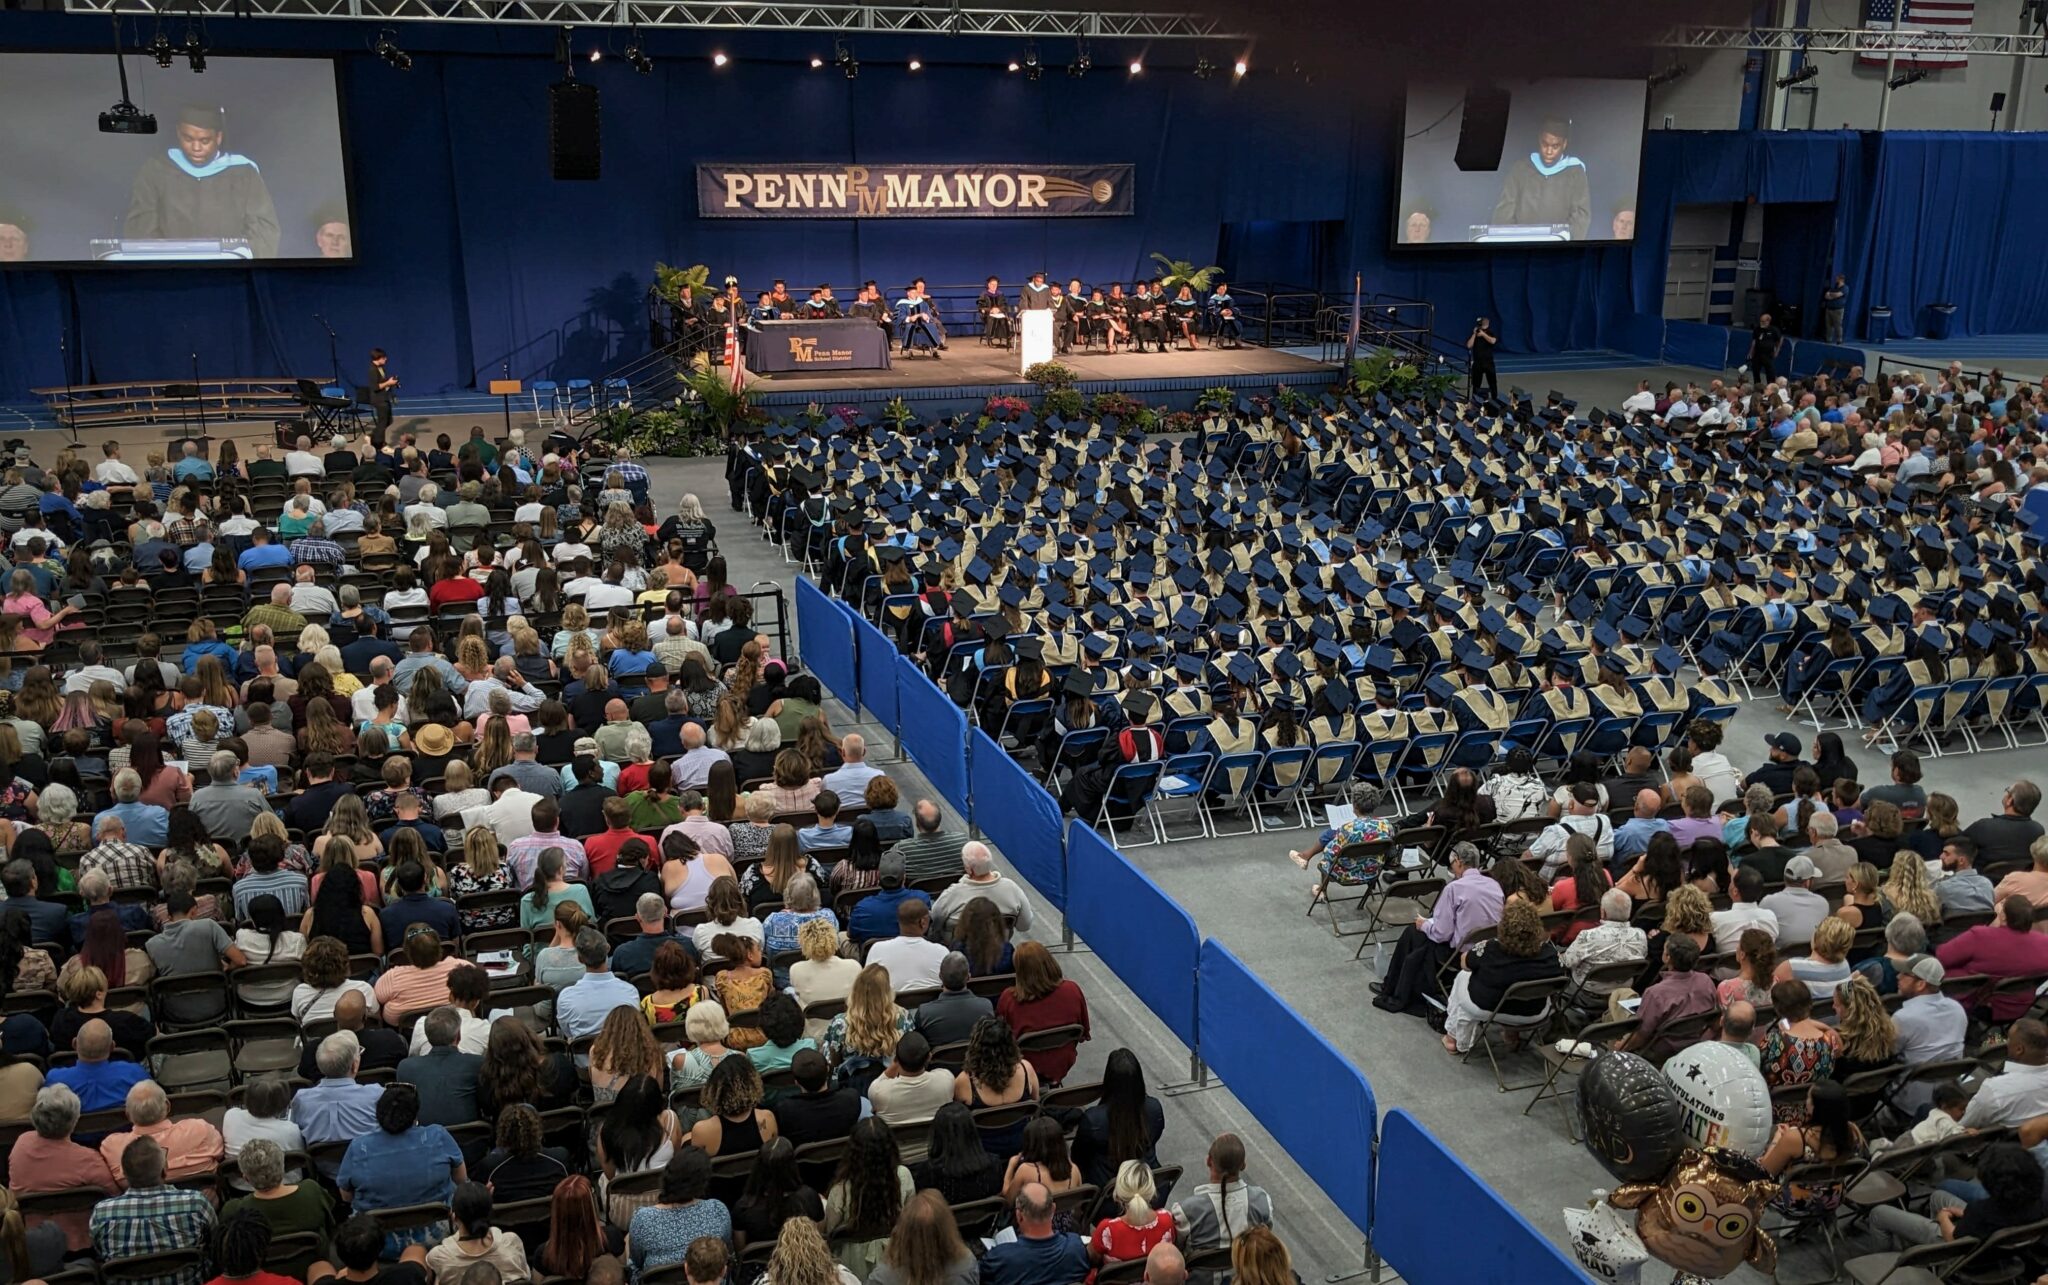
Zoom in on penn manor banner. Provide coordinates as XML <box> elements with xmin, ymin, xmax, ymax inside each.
<box><xmin>697</xmin><ymin>163</ymin><xmax>1135</xmax><ymax>219</ymax></box>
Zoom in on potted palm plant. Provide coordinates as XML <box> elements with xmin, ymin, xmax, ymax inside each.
<box><xmin>1147</xmin><ymin>252</ymin><xmax>1225</xmax><ymax>293</ymax></box>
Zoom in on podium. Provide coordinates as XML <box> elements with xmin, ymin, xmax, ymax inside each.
<box><xmin>1019</xmin><ymin>311</ymin><xmax>1054</xmax><ymax>374</ymax></box>
<box><xmin>489</xmin><ymin>378</ymin><xmax>523</xmax><ymax>437</ymax></box>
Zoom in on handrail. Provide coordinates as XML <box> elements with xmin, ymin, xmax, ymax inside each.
<box><xmin>1875</xmin><ymin>354</ymin><xmax>2039</xmax><ymax>386</ymax></box>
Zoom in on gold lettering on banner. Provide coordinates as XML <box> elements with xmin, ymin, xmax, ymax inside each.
<box><xmin>703</xmin><ymin>164</ymin><xmax>1127</xmax><ymax>216</ymax></box>
<box><xmin>723</xmin><ymin>173</ymin><xmax>754</xmax><ymax>206</ymax></box>
<box><xmin>1018</xmin><ymin>174</ymin><xmax>1047</xmax><ymax>208</ymax></box>
<box><xmin>983</xmin><ymin>173</ymin><xmax>1016</xmax><ymax>207</ymax></box>
<box><xmin>787</xmin><ymin>337</ymin><xmax>856</xmax><ymax>364</ymax></box>
<box><xmin>883</xmin><ymin>173</ymin><xmax>921</xmax><ymax>210</ymax></box>
<box><xmin>756</xmin><ymin>175</ymin><xmax>784</xmax><ymax>209</ymax></box>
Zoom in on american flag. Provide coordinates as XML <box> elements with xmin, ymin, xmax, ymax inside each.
<box><xmin>1861</xmin><ymin>0</ymin><xmax>1974</xmax><ymax>70</ymax></box>
<box><xmin>723</xmin><ymin>316</ymin><xmax>748</xmax><ymax>394</ymax></box>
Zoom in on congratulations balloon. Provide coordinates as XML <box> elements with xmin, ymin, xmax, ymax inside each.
<box><xmin>1663</xmin><ymin>1041</ymin><xmax>1774</xmax><ymax>1158</ymax></box>
<box><xmin>1610</xmin><ymin>1148</ymin><xmax>1779</xmax><ymax>1280</ymax></box>
<box><xmin>1577</xmin><ymin>1051</ymin><xmax>1686</xmax><ymax>1183</ymax></box>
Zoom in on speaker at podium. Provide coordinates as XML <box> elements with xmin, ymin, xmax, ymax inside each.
<box><xmin>1019</xmin><ymin>310</ymin><xmax>1054</xmax><ymax>375</ymax></box>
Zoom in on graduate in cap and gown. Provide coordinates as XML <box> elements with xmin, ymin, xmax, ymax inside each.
<box><xmin>124</xmin><ymin>103</ymin><xmax>280</xmax><ymax>257</ymax></box>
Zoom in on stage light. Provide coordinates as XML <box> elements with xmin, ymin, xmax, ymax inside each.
<box><xmin>184</xmin><ymin>24</ymin><xmax>206</xmax><ymax>73</ymax></box>
<box><xmin>588</xmin><ymin>48</ymin><xmax>602</xmax><ymax>63</ymax></box>
<box><xmin>835</xmin><ymin>40</ymin><xmax>857</xmax><ymax>79</ymax></box>
<box><xmin>712</xmin><ymin>51</ymin><xmax>729</xmax><ymax>66</ymax></box>
<box><xmin>374</xmin><ymin>28</ymin><xmax>412</xmax><ymax>71</ymax></box>
<box><xmin>908</xmin><ymin>58</ymin><xmax>922</xmax><ymax>70</ymax></box>
<box><xmin>1193</xmin><ymin>56</ymin><xmax>1215</xmax><ymax>80</ymax></box>
<box><xmin>1233</xmin><ymin>58</ymin><xmax>1248</xmax><ymax>76</ymax></box>
<box><xmin>1647</xmin><ymin>62</ymin><xmax>1689</xmax><ymax>88</ymax></box>
<box><xmin>148</xmin><ymin>30</ymin><xmax>175</xmax><ymax>68</ymax></box>
<box><xmin>1023</xmin><ymin>40</ymin><xmax>1039</xmax><ymax>70</ymax></box>
<box><xmin>1775</xmin><ymin>64</ymin><xmax>1818</xmax><ymax>88</ymax></box>
<box><xmin>1888</xmin><ymin>67</ymin><xmax>1927</xmax><ymax>89</ymax></box>
<box><xmin>624</xmin><ymin>34</ymin><xmax>653</xmax><ymax>74</ymax></box>
<box><xmin>811</xmin><ymin>56</ymin><xmax>824</xmax><ymax>68</ymax></box>
<box><xmin>1008</xmin><ymin>59</ymin><xmax>1019</xmax><ymax>71</ymax></box>
<box><xmin>100</xmin><ymin>16</ymin><xmax>156</xmax><ymax>134</ymax></box>
<box><xmin>1128</xmin><ymin>59</ymin><xmax>1143</xmax><ymax>74</ymax></box>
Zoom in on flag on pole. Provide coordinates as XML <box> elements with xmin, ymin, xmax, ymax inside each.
<box><xmin>1342</xmin><ymin>272</ymin><xmax>1362</xmax><ymax>369</ymax></box>
<box><xmin>1859</xmin><ymin>0</ymin><xmax>1974</xmax><ymax>70</ymax></box>
<box><xmin>724</xmin><ymin>318</ymin><xmax>748</xmax><ymax>394</ymax></box>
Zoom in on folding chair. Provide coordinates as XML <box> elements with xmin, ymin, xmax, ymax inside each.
<box><xmin>1200</xmin><ymin>751</ymin><xmax>1265</xmax><ymax>839</ymax></box>
<box><xmin>1250</xmin><ymin>746</ymin><xmax>1313</xmax><ymax>832</ymax></box>
<box><xmin>1459</xmin><ymin>974</ymin><xmax>1571</xmax><ymax>1092</ymax></box>
<box><xmin>1093</xmin><ymin>761</ymin><xmax>1166</xmax><ymax>848</ymax></box>
<box><xmin>1839</xmin><ymin>1237</ymin><xmax>1980</xmax><ymax>1285</ymax></box>
<box><xmin>225</xmin><ymin>1018</ymin><xmax>303</xmax><ymax>1079</ymax></box>
<box><xmin>1304</xmin><ymin>840</ymin><xmax>1396</xmax><ymax>936</ymax></box>
<box><xmin>1299</xmin><ymin>741</ymin><xmax>1363</xmax><ymax>821</ymax></box>
<box><xmin>1767</xmin><ymin>1155</ymin><xmax>1888</xmax><ymax>1281</ymax></box>
<box><xmin>1349</xmin><ymin>871</ymin><xmax>1439</xmax><ymax>962</ymax></box>
<box><xmin>147</xmin><ymin>1028</ymin><xmax>233</xmax><ymax>1094</ymax></box>
<box><xmin>1148</xmin><ymin>752</ymin><xmax>1215</xmax><ymax>842</ymax></box>
<box><xmin>1522</xmin><ymin>1018</ymin><xmax>1639</xmax><ymax>1140</ymax></box>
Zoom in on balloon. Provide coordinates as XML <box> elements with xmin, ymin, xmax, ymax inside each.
<box><xmin>1576</xmin><ymin>1050</ymin><xmax>1686</xmax><ymax>1183</ymax></box>
<box><xmin>1663</xmin><ymin>1041</ymin><xmax>1774</xmax><ymax>1159</ymax></box>
<box><xmin>1610</xmin><ymin>1147</ymin><xmax>1779</xmax><ymax>1280</ymax></box>
<box><xmin>1565</xmin><ymin>1198</ymin><xmax>1647</xmax><ymax>1285</ymax></box>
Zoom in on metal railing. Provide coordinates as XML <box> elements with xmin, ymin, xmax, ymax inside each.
<box><xmin>1316</xmin><ymin>292</ymin><xmax>1468</xmax><ymax>380</ymax></box>
<box><xmin>1875</xmin><ymin>355</ymin><xmax>2041</xmax><ymax>387</ymax></box>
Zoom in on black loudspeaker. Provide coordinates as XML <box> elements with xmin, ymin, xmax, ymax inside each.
<box><xmin>549</xmin><ymin>81</ymin><xmax>601</xmax><ymax>181</ymax></box>
<box><xmin>1454</xmin><ymin>84</ymin><xmax>1512</xmax><ymax>172</ymax></box>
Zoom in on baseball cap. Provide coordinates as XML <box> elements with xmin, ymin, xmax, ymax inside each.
<box><xmin>1782</xmin><ymin>855</ymin><xmax>1820</xmax><ymax>881</ymax></box>
<box><xmin>1765</xmin><ymin>732</ymin><xmax>1801</xmax><ymax>756</ymax></box>
<box><xmin>1902</xmin><ymin>954</ymin><xmax>1945</xmax><ymax>986</ymax></box>
<box><xmin>879</xmin><ymin>851</ymin><xmax>907</xmax><ymax>888</ymax></box>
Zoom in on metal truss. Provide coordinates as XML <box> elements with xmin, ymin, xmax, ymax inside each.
<box><xmin>61</xmin><ymin>0</ymin><xmax>1245</xmax><ymax>38</ymax></box>
<box><xmin>1654</xmin><ymin>24</ymin><xmax>2048</xmax><ymax>56</ymax></box>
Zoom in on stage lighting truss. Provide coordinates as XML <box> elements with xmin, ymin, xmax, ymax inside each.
<box><xmin>1653</xmin><ymin>23</ymin><xmax>2048</xmax><ymax>56</ymax></box>
<box><xmin>60</xmin><ymin>0</ymin><xmax>1246</xmax><ymax>41</ymax></box>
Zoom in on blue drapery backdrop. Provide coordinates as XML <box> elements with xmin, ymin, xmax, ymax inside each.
<box><xmin>6</xmin><ymin>10</ymin><xmax>2048</xmax><ymax>400</ymax></box>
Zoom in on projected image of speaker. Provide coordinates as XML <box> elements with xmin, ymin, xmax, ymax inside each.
<box><xmin>549</xmin><ymin>81</ymin><xmax>601</xmax><ymax>181</ymax></box>
<box><xmin>1454</xmin><ymin>85</ymin><xmax>1510</xmax><ymax>172</ymax></box>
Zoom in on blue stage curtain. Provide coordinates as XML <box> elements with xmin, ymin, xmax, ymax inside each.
<box><xmin>1759</xmin><ymin>201</ymin><xmax>1836</xmax><ymax>336</ymax></box>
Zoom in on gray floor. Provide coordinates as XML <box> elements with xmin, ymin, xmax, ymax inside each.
<box><xmin>642</xmin><ymin>400</ymin><xmax>2036</xmax><ymax>1282</ymax></box>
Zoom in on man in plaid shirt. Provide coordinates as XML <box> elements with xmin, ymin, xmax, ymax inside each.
<box><xmin>78</xmin><ymin>815</ymin><xmax>160</xmax><ymax>890</ymax></box>
<box><xmin>240</xmin><ymin>583</ymin><xmax>310</xmax><ymax>638</ymax></box>
<box><xmin>290</xmin><ymin>518</ymin><xmax>347</xmax><ymax>570</ymax></box>
<box><xmin>90</xmin><ymin>1136</ymin><xmax>215</xmax><ymax>1285</ymax></box>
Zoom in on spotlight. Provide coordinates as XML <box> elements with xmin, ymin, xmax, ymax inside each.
<box><xmin>811</xmin><ymin>56</ymin><xmax>824</xmax><ymax>68</ymax></box>
<box><xmin>1128</xmin><ymin>59</ymin><xmax>1142</xmax><ymax>74</ymax></box>
<box><xmin>1193</xmin><ymin>56</ymin><xmax>1215</xmax><ymax>80</ymax></box>
<box><xmin>624</xmin><ymin>35</ymin><xmax>653</xmax><ymax>74</ymax></box>
<box><xmin>908</xmin><ymin>58</ymin><xmax>922</xmax><ymax>70</ymax></box>
<box><xmin>149</xmin><ymin>31</ymin><xmax>175</xmax><ymax>68</ymax></box>
<box><xmin>712</xmin><ymin>51</ymin><xmax>729</xmax><ymax>66</ymax></box>
<box><xmin>1233</xmin><ymin>58</ymin><xmax>1247</xmax><ymax>76</ymax></box>
<box><xmin>1646</xmin><ymin>61</ymin><xmax>1689</xmax><ymax>88</ymax></box>
<box><xmin>1775</xmin><ymin>64</ymin><xmax>1818</xmax><ymax>88</ymax></box>
<box><xmin>1022</xmin><ymin>40</ymin><xmax>1039</xmax><ymax>71</ymax></box>
<box><xmin>1008</xmin><ymin>60</ymin><xmax>1019</xmax><ymax>71</ymax></box>
<box><xmin>835</xmin><ymin>40</ymin><xmax>857</xmax><ymax>78</ymax></box>
<box><xmin>184</xmin><ymin>25</ymin><xmax>206</xmax><ymax>73</ymax></box>
<box><xmin>588</xmin><ymin>48</ymin><xmax>602</xmax><ymax>63</ymax></box>
<box><xmin>1888</xmin><ymin>67</ymin><xmax>1927</xmax><ymax>89</ymax></box>
<box><xmin>374</xmin><ymin>28</ymin><xmax>412</xmax><ymax>71</ymax></box>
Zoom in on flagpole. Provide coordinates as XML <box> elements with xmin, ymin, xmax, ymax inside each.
<box><xmin>1342</xmin><ymin>271</ymin><xmax>1362</xmax><ymax>370</ymax></box>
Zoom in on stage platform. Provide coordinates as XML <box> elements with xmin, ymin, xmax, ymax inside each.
<box><xmin>740</xmin><ymin>341</ymin><xmax>1341</xmax><ymax>413</ymax></box>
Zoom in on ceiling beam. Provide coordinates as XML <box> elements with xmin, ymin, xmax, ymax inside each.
<box><xmin>1654</xmin><ymin>24</ymin><xmax>2048</xmax><ymax>56</ymax></box>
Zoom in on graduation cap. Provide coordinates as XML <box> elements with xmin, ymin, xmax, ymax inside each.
<box><xmin>1697</xmin><ymin>642</ymin><xmax>1733</xmax><ymax>672</ymax></box>
<box><xmin>1225</xmin><ymin>654</ymin><xmax>1259</xmax><ymax>686</ymax></box>
<box><xmin>1513</xmin><ymin>594</ymin><xmax>1545</xmax><ymax>622</ymax></box>
<box><xmin>1274</xmin><ymin>652</ymin><xmax>1303</xmax><ymax>679</ymax></box>
<box><xmin>1384</xmin><ymin>587</ymin><xmax>1414</xmax><ymax>611</ymax></box>
<box><xmin>1299</xmin><ymin>585</ymin><xmax>1328</xmax><ymax>610</ymax></box>
<box><xmin>1590</xmin><ymin>621</ymin><xmax>1621</xmax><ymax>650</ymax></box>
<box><xmin>1453</xmin><ymin>638</ymin><xmax>1491</xmax><ymax>670</ymax></box>
<box><xmin>1360</xmin><ymin>645</ymin><xmax>1396</xmax><ymax>675</ymax></box>
<box><xmin>1422</xmin><ymin>675</ymin><xmax>1458</xmax><ymax>703</ymax></box>
<box><xmin>997</xmin><ymin>582</ymin><xmax>1025</xmax><ymax>609</ymax></box>
<box><xmin>1080</xmin><ymin>633</ymin><xmax>1114</xmax><ymax>659</ymax></box>
<box><xmin>1044</xmin><ymin>603</ymin><xmax>1075</xmax><ymax>628</ymax></box>
<box><xmin>1310</xmin><ymin>638</ymin><xmax>1342</xmax><ymax>667</ymax></box>
<box><xmin>1652</xmin><ymin>645</ymin><xmax>1684</xmax><ymax>674</ymax></box>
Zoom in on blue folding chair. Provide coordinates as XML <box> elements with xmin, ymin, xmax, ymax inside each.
<box><xmin>1094</xmin><ymin>761</ymin><xmax>1167</xmax><ymax>848</ymax></box>
<box><xmin>1252</xmin><ymin>746</ymin><xmax>1314</xmax><ymax>832</ymax></box>
<box><xmin>1150</xmin><ymin>752</ymin><xmax>1216</xmax><ymax>841</ymax></box>
<box><xmin>1041</xmin><ymin>727</ymin><xmax>1107</xmax><ymax>785</ymax></box>
<box><xmin>1202</xmin><ymin>751</ymin><xmax>1267</xmax><ymax>838</ymax></box>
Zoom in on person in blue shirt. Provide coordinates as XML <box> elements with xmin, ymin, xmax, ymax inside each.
<box><xmin>48</xmin><ymin>1019</ymin><xmax>146</xmax><ymax>1112</ymax></box>
<box><xmin>335</xmin><ymin>1082</ymin><xmax>464</xmax><ymax>1253</ymax></box>
<box><xmin>171</xmin><ymin>440</ymin><xmax>215</xmax><ymax>483</ymax></box>
<box><xmin>978</xmin><ymin>1183</ymin><xmax>1090</xmax><ymax>1285</ymax></box>
<box><xmin>847</xmin><ymin>852</ymin><xmax>931</xmax><ymax>944</ymax></box>
<box><xmin>378</xmin><ymin>862</ymin><xmax>460</xmax><ymax>942</ymax></box>
<box><xmin>236</xmin><ymin>526</ymin><xmax>292</xmax><ymax>573</ymax></box>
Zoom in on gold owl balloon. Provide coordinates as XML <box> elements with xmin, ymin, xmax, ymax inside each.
<box><xmin>1607</xmin><ymin>1148</ymin><xmax>1780</xmax><ymax>1280</ymax></box>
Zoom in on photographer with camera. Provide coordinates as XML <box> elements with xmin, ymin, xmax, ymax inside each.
<box><xmin>1467</xmin><ymin>316</ymin><xmax>1499</xmax><ymax>401</ymax></box>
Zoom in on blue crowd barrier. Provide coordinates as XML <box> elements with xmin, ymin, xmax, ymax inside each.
<box><xmin>1375</xmin><ymin>1109</ymin><xmax>1591</xmax><ymax>1284</ymax></box>
<box><xmin>852</xmin><ymin>614</ymin><xmax>902</xmax><ymax>739</ymax></box>
<box><xmin>1197</xmin><ymin>941</ymin><xmax>1374</xmax><ymax>1238</ymax></box>
<box><xmin>895</xmin><ymin>656</ymin><xmax>971</xmax><ymax>822</ymax></box>
<box><xmin>793</xmin><ymin>576</ymin><xmax>857</xmax><ymax>710</ymax></box>
<box><xmin>968</xmin><ymin>729</ymin><xmax>1067</xmax><ymax>911</ymax></box>
<box><xmin>1067</xmin><ymin>820</ymin><xmax>1197</xmax><ymax>1046</ymax></box>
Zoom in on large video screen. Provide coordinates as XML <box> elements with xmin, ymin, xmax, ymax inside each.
<box><xmin>1394</xmin><ymin>78</ymin><xmax>1646</xmax><ymax>247</ymax></box>
<box><xmin>0</xmin><ymin>53</ymin><xmax>352</xmax><ymax>266</ymax></box>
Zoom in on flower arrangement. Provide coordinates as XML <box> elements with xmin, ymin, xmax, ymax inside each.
<box><xmin>982</xmin><ymin>394</ymin><xmax>1031</xmax><ymax>422</ymax></box>
<box><xmin>1162</xmin><ymin>409</ymin><xmax>1198</xmax><ymax>435</ymax></box>
<box><xmin>1089</xmin><ymin>391</ymin><xmax>1147</xmax><ymax>421</ymax></box>
<box><xmin>1024</xmin><ymin>360</ymin><xmax>1078</xmax><ymax>390</ymax></box>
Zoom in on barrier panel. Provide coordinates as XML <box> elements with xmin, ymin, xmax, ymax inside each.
<box><xmin>852</xmin><ymin>613</ymin><xmax>902</xmax><ymax>739</ymax></box>
<box><xmin>1197</xmin><ymin>941</ymin><xmax>1374</xmax><ymax>1238</ymax></box>
<box><xmin>793</xmin><ymin>576</ymin><xmax>857</xmax><ymax>710</ymax></box>
<box><xmin>966</xmin><ymin>729</ymin><xmax>1067</xmax><ymax>911</ymax></box>
<box><xmin>895</xmin><ymin>656</ymin><xmax>971</xmax><ymax>821</ymax></box>
<box><xmin>1375</xmin><ymin>1108</ymin><xmax>1591</xmax><ymax>1284</ymax></box>
<box><xmin>1067</xmin><ymin>821</ymin><xmax>1196</xmax><ymax>1046</ymax></box>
